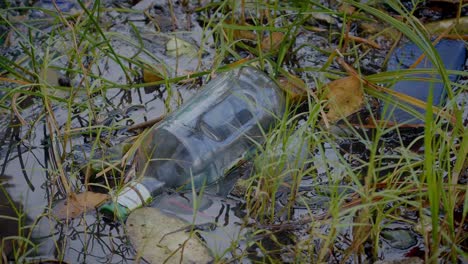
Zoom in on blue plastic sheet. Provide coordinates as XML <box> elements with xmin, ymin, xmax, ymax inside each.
<box><xmin>381</xmin><ymin>39</ymin><xmax>466</xmax><ymax>124</ymax></box>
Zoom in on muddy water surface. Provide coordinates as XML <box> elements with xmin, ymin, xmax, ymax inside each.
<box><xmin>0</xmin><ymin>0</ymin><xmax>467</xmax><ymax>263</ymax></box>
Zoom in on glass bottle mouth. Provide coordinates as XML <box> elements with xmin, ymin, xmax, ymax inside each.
<box><xmin>100</xmin><ymin>202</ymin><xmax>129</xmax><ymax>221</ymax></box>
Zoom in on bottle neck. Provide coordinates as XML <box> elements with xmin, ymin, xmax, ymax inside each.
<box><xmin>141</xmin><ymin>177</ymin><xmax>165</xmax><ymax>197</ymax></box>
<box><xmin>116</xmin><ymin>179</ymin><xmax>164</xmax><ymax>211</ymax></box>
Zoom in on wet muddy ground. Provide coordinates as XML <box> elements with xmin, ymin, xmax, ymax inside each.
<box><xmin>0</xmin><ymin>0</ymin><xmax>467</xmax><ymax>263</ymax></box>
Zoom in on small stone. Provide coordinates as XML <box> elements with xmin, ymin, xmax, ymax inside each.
<box><xmin>126</xmin><ymin>207</ymin><xmax>213</xmax><ymax>264</ymax></box>
<box><xmin>381</xmin><ymin>228</ymin><xmax>418</xmax><ymax>250</ymax></box>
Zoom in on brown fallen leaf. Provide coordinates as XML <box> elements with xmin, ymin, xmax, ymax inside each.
<box><xmin>277</xmin><ymin>73</ymin><xmax>308</xmax><ymax>103</ymax></box>
<box><xmin>335</xmin><ymin>57</ymin><xmax>456</xmax><ymax>125</ymax></box>
<box><xmin>322</xmin><ymin>76</ymin><xmax>364</xmax><ymax>123</ymax></box>
<box><xmin>233</xmin><ymin>28</ymin><xmax>257</xmax><ymax>41</ymax></box>
<box><xmin>224</xmin><ymin>21</ymin><xmax>257</xmax><ymax>41</ymax></box>
<box><xmin>143</xmin><ymin>64</ymin><xmax>168</xmax><ymax>83</ymax></box>
<box><xmin>53</xmin><ymin>191</ymin><xmax>109</xmax><ymax>219</ymax></box>
<box><xmin>276</xmin><ymin>72</ymin><xmax>331</xmax><ymax>128</ymax></box>
<box><xmin>339</xmin><ymin>3</ymin><xmax>356</xmax><ymax>15</ymax></box>
<box><xmin>261</xmin><ymin>32</ymin><xmax>285</xmax><ymax>52</ymax></box>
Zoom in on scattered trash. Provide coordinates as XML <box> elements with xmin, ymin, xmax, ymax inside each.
<box><xmin>126</xmin><ymin>207</ymin><xmax>213</xmax><ymax>264</ymax></box>
<box><xmin>381</xmin><ymin>39</ymin><xmax>466</xmax><ymax>124</ymax></box>
<box><xmin>53</xmin><ymin>191</ymin><xmax>109</xmax><ymax>219</ymax></box>
<box><xmin>381</xmin><ymin>228</ymin><xmax>418</xmax><ymax>250</ymax></box>
<box><xmin>100</xmin><ymin>66</ymin><xmax>285</xmax><ymax>220</ymax></box>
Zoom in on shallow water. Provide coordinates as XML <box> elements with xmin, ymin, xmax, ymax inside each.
<box><xmin>0</xmin><ymin>0</ymin><xmax>467</xmax><ymax>263</ymax></box>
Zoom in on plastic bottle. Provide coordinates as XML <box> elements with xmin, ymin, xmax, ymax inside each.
<box><xmin>100</xmin><ymin>66</ymin><xmax>285</xmax><ymax>220</ymax></box>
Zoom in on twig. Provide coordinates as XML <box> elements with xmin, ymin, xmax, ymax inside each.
<box><xmin>11</xmin><ymin>93</ymin><xmax>27</xmax><ymax>126</ymax></box>
<box><xmin>0</xmin><ymin>77</ymin><xmax>31</xmax><ymax>85</ymax></box>
<box><xmin>44</xmin><ymin>99</ymin><xmax>75</xmax><ymax>199</ymax></box>
<box><xmin>382</xmin><ymin>32</ymin><xmax>402</xmax><ymax>68</ymax></box>
<box><xmin>408</xmin><ymin>24</ymin><xmax>454</xmax><ymax>69</ymax></box>
<box><xmin>345</xmin><ymin>35</ymin><xmax>382</xmax><ymax>49</ymax></box>
<box><xmin>259</xmin><ymin>182</ymin><xmax>467</xmax><ymax>233</ymax></box>
<box><xmin>128</xmin><ymin>114</ymin><xmax>165</xmax><ymax>131</ymax></box>
<box><xmin>168</xmin><ymin>0</ymin><xmax>179</xmax><ymax>31</ymax></box>
<box><xmin>440</xmin><ymin>34</ymin><xmax>468</xmax><ymax>40</ymax></box>
<box><xmin>16</xmin><ymin>142</ymin><xmax>35</xmax><ymax>191</ymax></box>
<box><xmin>339</xmin><ymin>121</ymin><xmax>425</xmax><ymax>129</ymax></box>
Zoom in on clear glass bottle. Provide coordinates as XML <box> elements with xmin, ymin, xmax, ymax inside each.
<box><xmin>100</xmin><ymin>66</ymin><xmax>285</xmax><ymax>220</ymax></box>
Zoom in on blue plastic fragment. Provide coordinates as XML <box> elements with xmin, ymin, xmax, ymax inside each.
<box><xmin>31</xmin><ymin>0</ymin><xmax>78</xmax><ymax>18</ymax></box>
<box><xmin>381</xmin><ymin>39</ymin><xmax>466</xmax><ymax>124</ymax></box>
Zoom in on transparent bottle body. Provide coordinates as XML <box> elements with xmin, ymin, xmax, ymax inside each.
<box><xmin>136</xmin><ymin>66</ymin><xmax>285</xmax><ymax>191</ymax></box>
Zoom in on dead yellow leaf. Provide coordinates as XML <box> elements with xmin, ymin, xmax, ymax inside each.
<box><xmin>143</xmin><ymin>65</ymin><xmax>167</xmax><ymax>83</ymax></box>
<box><xmin>339</xmin><ymin>3</ymin><xmax>356</xmax><ymax>15</ymax></box>
<box><xmin>277</xmin><ymin>73</ymin><xmax>308</xmax><ymax>103</ymax></box>
<box><xmin>233</xmin><ymin>28</ymin><xmax>257</xmax><ymax>41</ymax></box>
<box><xmin>261</xmin><ymin>32</ymin><xmax>285</xmax><ymax>52</ymax></box>
<box><xmin>53</xmin><ymin>191</ymin><xmax>109</xmax><ymax>219</ymax></box>
<box><xmin>425</xmin><ymin>17</ymin><xmax>468</xmax><ymax>35</ymax></box>
<box><xmin>224</xmin><ymin>21</ymin><xmax>257</xmax><ymax>41</ymax></box>
<box><xmin>322</xmin><ymin>76</ymin><xmax>363</xmax><ymax>123</ymax></box>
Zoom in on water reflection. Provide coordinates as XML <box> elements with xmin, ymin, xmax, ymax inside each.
<box><xmin>153</xmin><ymin>192</ymin><xmax>246</xmax><ymax>258</ymax></box>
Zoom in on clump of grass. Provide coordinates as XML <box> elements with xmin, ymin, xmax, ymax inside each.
<box><xmin>235</xmin><ymin>0</ymin><xmax>467</xmax><ymax>263</ymax></box>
